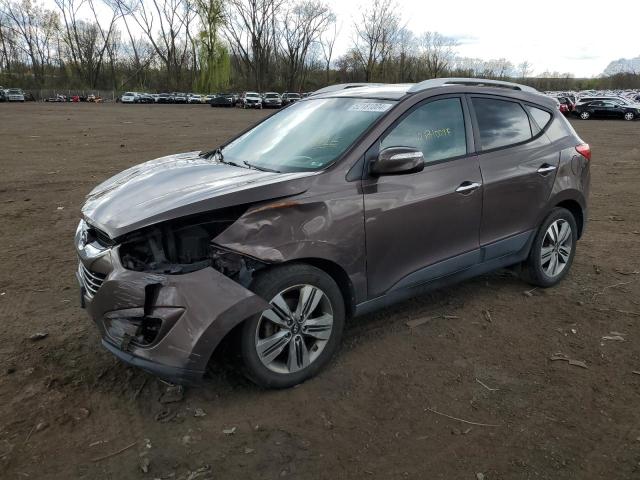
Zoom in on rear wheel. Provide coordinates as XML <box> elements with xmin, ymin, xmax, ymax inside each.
<box><xmin>579</xmin><ymin>111</ymin><xmax>590</xmax><ymax>120</ymax></box>
<box><xmin>624</xmin><ymin>112</ymin><xmax>635</xmax><ymax>121</ymax></box>
<box><xmin>240</xmin><ymin>264</ymin><xmax>345</xmax><ymax>388</ymax></box>
<box><xmin>521</xmin><ymin>208</ymin><xmax>578</xmax><ymax>287</ymax></box>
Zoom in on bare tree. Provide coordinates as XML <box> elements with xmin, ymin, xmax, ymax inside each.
<box><xmin>418</xmin><ymin>31</ymin><xmax>457</xmax><ymax>79</ymax></box>
<box><xmin>318</xmin><ymin>16</ymin><xmax>337</xmax><ymax>84</ymax></box>
<box><xmin>223</xmin><ymin>0</ymin><xmax>284</xmax><ymax>90</ymax></box>
<box><xmin>0</xmin><ymin>8</ymin><xmax>16</xmax><ymax>73</ymax></box>
<box><xmin>54</xmin><ymin>0</ymin><xmax>120</xmax><ymax>88</ymax></box>
<box><xmin>517</xmin><ymin>60</ymin><xmax>532</xmax><ymax>79</ymax></box>
<box><xmin>352</xmin><ymin>0</ymin><xmax>400</xmax><ymax>82</ymax></box>
<box><xmin>395</xmin><ymin>27</ymin><xmax>415</xmax><ymax>82</ymax></box>
<box><xmin>117</xmin><ymin>0</ymin><xmax>196</xmax><ymax>89</ymax></box>
<box><xmin>0</xmin><ymin>0</ymin><xmax>58</xmax><ymax>86</ymax></box>
<box><xmin>280</xmin><ymin>0</ymin><xmax>333</xmax><ymax>91</ymax></box>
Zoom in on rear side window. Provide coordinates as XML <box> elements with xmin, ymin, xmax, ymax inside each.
<box><xmin>525</xmin><ymin>105</ymin><xmax>552</xmax><ymax>130</ymax></box>
<box><xmin>472</xmin><ymin>98</ymin><xmax>532</xmax><ymax>150</ymax></box>
<box><xmin>381</xmin><ymin>97</ymin><xmax>467</xmax><ymax>164</ymax></box>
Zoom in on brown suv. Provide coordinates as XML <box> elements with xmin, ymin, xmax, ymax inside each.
<box><xmin>75</xmin><ymin>78</ymin><xmax>590</xmax><ymax>388</ymax></box>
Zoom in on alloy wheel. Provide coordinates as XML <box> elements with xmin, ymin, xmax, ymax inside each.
<box><xmin>624</xmin><ymin>112</ymin><xmax>634</xmax><ymax>121</ymax></box>
<box><xmin>255</xmin><ymin>284</ymin><xmax>334</xmax><ymax>374</ymax></box>
<box><xmin>540</xmin><ymin>219</ymin><xmax>572</xmax><ymax>278</ymax></box>
<box><xmin>580</xmin><ymin>112</ymin><xmax>590</xmax><ymax>120</ymax></box>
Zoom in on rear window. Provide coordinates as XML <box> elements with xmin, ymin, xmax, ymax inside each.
<box><xmin>472</xmin><ymin>98</ymin><xmax>532</xmax><ymax>150</ymax></box>
<box><xmin>525</xmin><ymin>105</ymin><xmax>552</xmax><ymax>130</ymax></box>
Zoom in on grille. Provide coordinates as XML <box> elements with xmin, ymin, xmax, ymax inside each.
<box><xmin>78</xmin><ymin>263</ymin><xmax>107</xmax><ymax>298</ymax></box>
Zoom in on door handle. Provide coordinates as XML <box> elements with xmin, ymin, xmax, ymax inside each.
<box><xmin>537</xmin><ymin>164</ymin><xmax>556</xmax><ymax>174</ymax></box>
<box><xmin>455</xmin><ymin>181</ymin><xmax>481</xmax><ymax>194</ymax></box>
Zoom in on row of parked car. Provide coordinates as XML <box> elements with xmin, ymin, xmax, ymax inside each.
<box><xmin>546</xmin><ymin>89</ymin><xmax>640</xmax><ymax>121</ymax></box>
<box><xmin>118</xmin><ymin>91</ymin><xmax>311</xmax><ymax>108</ymax></box>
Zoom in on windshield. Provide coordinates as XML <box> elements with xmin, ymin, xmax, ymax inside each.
<box><xmin>8</xmin><ymin>89</ymin><xmax>22</xmax><ymax>94</ymax></box>
<box><xmin>266</xmin><ymin>93</ymin><xmax>279</xmax><ymax>98</ymax></box>
<box><xmin>222</xmin><ymin>98</ymin><xmax>394</xmax><ymax>173</ymax></box>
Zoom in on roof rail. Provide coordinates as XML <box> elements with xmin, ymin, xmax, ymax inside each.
<box><xmin>407</xmin><ymin>78</ymin><xmax>538</xmax><ymax>94</ymax></box>
<box><xmin>310</xmin><ymin>83</ymin><xmax>385</xmax><ymax>96</ymax></box>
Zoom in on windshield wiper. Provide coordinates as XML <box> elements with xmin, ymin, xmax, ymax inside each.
<box><xmin>201</xmin><ymin>147</ymin><xmax>245</xmax><ymax>169</ymax></box>
<box><xmin>243</xmin><ymin>160</ymin><xmax>281</xmax><ymax>173</ymax></box>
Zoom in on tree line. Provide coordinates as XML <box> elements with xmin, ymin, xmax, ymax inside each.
<box><xmin>1</xmin><ymin>0</ymin><xmax>639</xmax><ymax>95</ymax></box>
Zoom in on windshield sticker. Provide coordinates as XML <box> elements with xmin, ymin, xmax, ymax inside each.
<box><xmin>348</xmin><ymin>103</ymin><xmax>392</xmax><ymax>112</ymax></box>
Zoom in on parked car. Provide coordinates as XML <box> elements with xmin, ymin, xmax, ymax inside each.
<box><xmin>210</xmin><ymin>93</ymin><xmax>235</xmax><ymax>107</ymax></box>
<box><xmin>262</xmin><ymin>92</ymin><xmax>282</xmax><ymax>108</ymax></box>
<box><xmin>557</xmin><ymin>96</ymin><xmax>574</xmax><ymax>114</ymax></box>
<box><xmin>5</xmin><ymin>88</ymin><xmax>25</xmax><ymax>102</ymax></box>
<box><xmin>173</xmin><ymin>93</ymin><xmax>187</xmax><ymax>104</ymax></box>
<box><xmin>156</xmin><ymin>93</ymin><xmax>174</xmax><ymax>104</ymax></box>
<box><xmin>188</xmin><ymin>94</ymin><xmax>203</xmax><ymax>104</ymax></box>
<box><xmin>281</xmin><ymin>92</ymin><xmax>301</xmax><ymax>105</ymax></box>
<box><xmin>575</xmin><ymin>95</ymin><xmax>631</xmax><ymax>107</ymax></box>
<box><xmin>573</xmin><ymin>100</ymin><xmax>640</xmax><ymax>121</ymax></box>
<box><xmin>75</xmin><ymin>78</ymin><xmax>590</xmax><ymax>388</ymax></box>
<box><xmin>138</xmin><ymin>93</ymin><xmax>155</xmax><ymax>104</ymax></box>
<box><xmin>241</xmin><ymin>91</ymin><xmax>263</xmax><ymax>109</ymax></box>
<box><xmin>0</xmin><ymin>90</ymin><xmax>6</xmax><ymax>102</ymax></box>
<box><xmin>121</xmin><ymin>92</ymin><xmax>139</xmax><ymax>103</ymax></box>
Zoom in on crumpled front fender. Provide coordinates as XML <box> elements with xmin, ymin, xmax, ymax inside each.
<box><xmin>83</xmin><ymin>250</ymin><xmax>270</xmax><ymax>379</ymax></box>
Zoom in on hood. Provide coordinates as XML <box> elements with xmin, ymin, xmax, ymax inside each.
<box><xmin>82</xmin><ymin>151</ymin><xmax>316</xmax><ymax>239</ymax></box>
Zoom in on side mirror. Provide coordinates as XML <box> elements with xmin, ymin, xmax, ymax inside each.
<box><xmin>371</xmin><ymin>147</ymin><xmax>425</xmax><ymax>176</ymax></box>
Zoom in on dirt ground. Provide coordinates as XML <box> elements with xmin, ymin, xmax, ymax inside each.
<box><xmin>0</xmin><ymin>103</ymin><xmax>639</xmax><ymax>480</ymax></box>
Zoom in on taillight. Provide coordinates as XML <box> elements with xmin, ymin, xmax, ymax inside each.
<box><xmin>576</xmin><ymin>144</ymin><xmax>591</xmax><ymax>161</ymax></box>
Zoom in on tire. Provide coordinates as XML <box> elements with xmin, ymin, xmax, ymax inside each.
<box><xmin>624</xmin><ymin>112</ymin><xmax>635</xmax><ymax>121</ymax></box>
<box><xmin>239</xmin><ymin>263</ymin><xmax>345</xmax><ymax>389</ymax></box>
<box><xmin>579</xmin><ymin>111</ymin><xmax>590</xmax><ymax>120</ymax></box>
<box><xmin>521</xmin><ymin>207</ymin><xmax>578</xmax><ymax>288</ymax></box>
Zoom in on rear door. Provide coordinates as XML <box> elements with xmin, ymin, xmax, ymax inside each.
<box><xmin>363</xmin><ymin>96</ymin><xmax>483</xmax><ymax>297</ymax></box>
<box><xmin>469</xmin><ymin>96</ymin><xmax>559</xmax><ymax>247</ymax></box>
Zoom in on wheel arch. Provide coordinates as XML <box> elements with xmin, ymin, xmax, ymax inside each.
<box><xmin>278</xmin><ymin>258</ymin><xmax>356</xmax><ymax>319</ymax></box>
<box><xmin>555</xmin><ymin>199</ymin><xmax>585</xmax><ymax>239</ymax></box>
<box><xmin>204</xmin><ymin>257</ymin><xmax>356</xmax><ymax>374</ymax></box>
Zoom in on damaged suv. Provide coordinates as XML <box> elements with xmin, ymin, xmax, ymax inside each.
<box><xmin>75</xmin><ymin>79</ymin><xmax>590</xmax><ymax>388</ymax></box>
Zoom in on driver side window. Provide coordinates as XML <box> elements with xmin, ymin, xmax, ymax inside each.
<box><xmin>381</xmin><ymin>97</ymin><xmax>467</xmax><ymax>164</ymax></box>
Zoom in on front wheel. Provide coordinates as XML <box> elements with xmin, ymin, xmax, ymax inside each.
<box><xmin>521</xmin><ymin>207</ymin><xmax>578</xmax><ymax>287</ymax></box>
<box><xmin>240</xmin><ymin>264</ymin><xmax>345</xmax><ymax>388</ymax></box>
<box><xmin>579</xmin><ymin>111</ymin><xmax>590</xmax><ymax>120</ymax></box>
<box><xmin>624</xmin><ymin>112</ymin><xmax>635</xmax><ymax>121</ymax></box>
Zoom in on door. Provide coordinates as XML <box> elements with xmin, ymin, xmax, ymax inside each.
<box><xmin>363</xmin><ymin>96</ymin><xmax>483</xmax><ymax>298</ymax></box>
<box><xmin>470</xmin><ymin>96</ymin><xmax>560</xmax><ymax>246</ymax></box>
<box><xmin>598</xmin><ymin>101</ymin><xmax>616</xmax><ymax>117</ymax></box>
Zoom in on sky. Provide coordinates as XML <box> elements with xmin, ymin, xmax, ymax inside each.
<box><xmin>328</xmin><ymin>0</ymin><xmax>640</xmax><ymax>77</ymax></box>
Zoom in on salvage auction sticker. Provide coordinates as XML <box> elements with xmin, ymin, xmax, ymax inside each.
<box><xmin>348</xmin><ymin>103</ymin><xmax>393</xmax><ymax>112</ymax></box>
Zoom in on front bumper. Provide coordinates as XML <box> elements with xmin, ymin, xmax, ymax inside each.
<box><xmin>75</xmin><ymin>223</ymin><xmax>269</xmax><ymax>384</ymax></box>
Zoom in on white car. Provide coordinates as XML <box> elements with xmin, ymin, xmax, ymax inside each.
<box><xmin>5</xmin><ymin>88</ymin><xmax>25</xmax><ymax>102</ymax></box>
<box><xmin>188</xmin><ymin>94</ymin><xmax>203</xmax><ymax>104</ymax></box>
<box><xmin>121</xmin><ymin>92</ymin><xmax>139</xmax><ymax>103</ymax></box>
<box><xmin>242</xmin><ymin>92</ymin><xmax>263</xmax><ymax>109</ymax></box>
